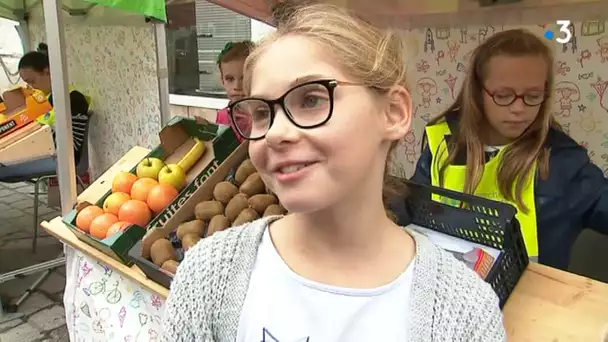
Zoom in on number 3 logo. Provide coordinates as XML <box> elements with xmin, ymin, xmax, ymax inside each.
<box><xmin>556</xmin><ymin>20</ymin><xmax>572</xmax><ymax>44</ymax></box>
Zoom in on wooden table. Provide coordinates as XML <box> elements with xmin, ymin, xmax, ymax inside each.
<box><xmin>503</xmin><ymin>265</ymin><xmax>608</xmax><ymax>341</ymax></box>
<box><xmin>42</xmin><ymin>147</ymin><xmax>608</xmax><ymax>341</ymax></box>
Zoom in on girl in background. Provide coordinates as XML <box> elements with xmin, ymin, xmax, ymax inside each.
<box><xmin>0</xmin><ymin>43</ymin><xmax>90</xmax><ymax>179</ymax></box>
<box><xmin>401</xmin><ymin>29</ymin><xmax>608</xmax><ymax>271</ymax></box>
<box><xmin>215</xmin><ymin>40</ymin><xmax>254</xmax><ymax>142</ymax></box>
<box><xmin>163</xmin><ymin>2</ymin><xmax>504</xmax><ymax>341</ymax></box>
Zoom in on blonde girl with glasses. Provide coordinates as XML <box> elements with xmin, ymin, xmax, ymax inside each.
<box><xmin>162</xmin><ymin>2</ymin><xmax>505</xmax><ymax>341</ymax></box>
<box><xmin>397</xmin><ymin>29</ymin><xmax>608</xmax><ymax>271</ymax></box>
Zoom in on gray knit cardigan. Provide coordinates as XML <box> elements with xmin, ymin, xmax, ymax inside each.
<box><xmin>162</xmin><ymin>217</ymin><xmax>506</xmax><ymax>341</ymax></box>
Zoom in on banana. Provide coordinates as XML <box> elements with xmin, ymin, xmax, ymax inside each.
<box><xmin>178</xmin><ymin>138</ymin><xmax>206</xmax><ymax>173</ymax></box>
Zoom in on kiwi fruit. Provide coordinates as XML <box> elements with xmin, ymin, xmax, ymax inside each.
<box><xmin>225</xmin><ymin>193</ymin><xmax>249</xmax><ymax>222</ymax></box>
<box><xmin>181</xmin><ymin>233</ymin><xmax>202</xmax><ymax>251</ymax></box>
<box><xmin>239</xmin><ymin>172</ymin><xmax>265</xmax><ymax>196</ymax></box>
<box><xmin>207</xmin><ymin>215</ymin><xmax>230</xmax><ymax>236</ymax></box>
<box><xmin>248</xmin><ymin>194</ymin><xmax>279</xmax><ymax>214</ymax></box>
<box><xmin>161</xmin><ymin>260</ymin><xmax>179</xmax><ymax>275</ymax></box>
<box><xmin>150</xmin><ymin>239</ymin><xmax>177</xmax><ymax>266</ymax></box>
<box><xmin>194</xmin><ymin>200</ymin><xmax>224</xmax><ymax>221</ymax></box>
<box><xmin>176</xmin><ymin>219</ymin><xmax>206</xmax><ymax>239</ymax></box>
<box><xmin>263</xmin><ymin>204</ymin><xmax>286</xmax><ymax>217</ymax></box>
<box><xmin>232</xmin><ymin>208</ymin><xmax>260</xmax><ymax>226</ymax></box>
<box><xmin>213</xmin><ymin>181</ymin><xmax>239</xmax><ymax>204</ymax></box>
<box><xmin>235</xmin><ymin>159</ymin><xmax>257</xmax><ymax>185</ymax></box>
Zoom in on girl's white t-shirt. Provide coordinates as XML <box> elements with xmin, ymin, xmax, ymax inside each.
<box><xmin>236</xmin><ymin>229</ymin><xmax>415</xmax><ymax>342</ymax></box>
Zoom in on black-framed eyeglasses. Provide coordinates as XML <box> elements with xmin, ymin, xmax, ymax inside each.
<box><xmin>228</xmin><ymin>79</ymin><xmax>362</xmax><ymax>140</ymax></box>
<box><xmin>483</xmin><ymin>87</ymin><xmax>547</xmax><ymax>107</ymax></box>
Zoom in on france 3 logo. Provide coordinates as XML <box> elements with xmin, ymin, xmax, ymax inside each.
<box><xmin>544</xmin><ymin>20</ymin><xmax>574</xmax><ymax>44</ymax></box>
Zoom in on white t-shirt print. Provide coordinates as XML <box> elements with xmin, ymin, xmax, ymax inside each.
<box><xmin>236</xmin><ymin>229</ymin><xmax>415</xmax><ymax>342</ymax></box>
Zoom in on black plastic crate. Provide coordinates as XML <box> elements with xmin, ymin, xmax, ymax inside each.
<box><xmin>402</xmin><ymin>180</ymin><xmax>529</xmax><ymax>308</ymax></box>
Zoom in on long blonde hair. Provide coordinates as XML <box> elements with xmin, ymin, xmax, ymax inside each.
<box><xmin>243</xmin><ymin>0</ymin><xmax>410</xmax><ymax>211</ymax></box>
<box><xmin>428</xmin><ymin>29</ymin><xmax>560</xmax><ymax>212</ymax></box>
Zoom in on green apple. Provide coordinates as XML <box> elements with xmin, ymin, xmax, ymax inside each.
<box><xmin>158</xmin><ymin>164</ymin><xmax>187</xmax><ymax>191</ymax></box>
<box><xmin>136</xmin><ymin>157</ymin><xmax>165</xmax><ymax>180</ymax></box>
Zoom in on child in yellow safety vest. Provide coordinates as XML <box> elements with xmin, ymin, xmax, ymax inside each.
<box><xmin>0</xmin><ymin>43</ymin><xmax>90</xmax><ymax>179</ymax></box>
<box><xmin>391</xmin><ymin>29</ymin><xmax>608</xmax><ymax>272</ymax></box>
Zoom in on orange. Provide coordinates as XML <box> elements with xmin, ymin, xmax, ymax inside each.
<box><xmin>106</xmin><ymin>221</ymin><xmax>131</xmax><ymax>238</ymax></box>
<box><xmin>75</xmin><ymin>205</ymin><xmax>104</xmax><ymax>233</ymax></box>
<box><xmin>89</xmin><ymin>213</ymin><xmax>119</xmax><ymax>239</ymax></box>
<box><xmin>118</xmin><ymin>199</ymin><xmax>152</xmax><ymax>227</ymax></box>
<box><xmin>130</xmin><ymin>178</ymin><xmax>159</xmax><ymax>202</ymax></box>
<box><xmin>102</xmin><ymin>192</ymin><xmax>131</xmax><ymax>215</ymax></box>
<box><xmin>147</xmin><ymin>184</ymin><xmax>179</xmax><ymax>213</ymax></box>
<box><xmin>112</xmin><ymin>172</ymin><xmax>138</xmax><ymax>194</ymax></box>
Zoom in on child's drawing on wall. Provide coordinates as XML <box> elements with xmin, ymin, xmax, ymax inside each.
<box><xmin>447</xmin><ymin>40</ymin><xmax>460</xmax><ymax>62</ymax></box>
<box><xmin>579</xmin><ymin>113</ymin><xmax>599</xmax><ymax>133</ymax></box>
<box><xmin>591</xmin><ymin>78</ymin><xmax>608</xmax><ymax>113</ymax></box>
<box><xmin>416</xmin><ymin>77</ymin><xmax>437</xmax><ymax>108</ymax></box>
<box><xmin>403</xmin><ymin>130</ymin><xmax>418</xmax><ymax>165</ymax></box>
<box><xmin>554</xmin><ymin>81</ymin><xmax>581</xmax><ymax>117</ymax></box>
<box><xmin>597</xmin><ymin>35</ymin><xmax>608</xmax><ymax>63</ymax></box>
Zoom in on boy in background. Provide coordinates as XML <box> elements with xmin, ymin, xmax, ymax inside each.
<box><xmin>215</xmin><ymin>41</ymin><xmax>254</xmax><ymax>142</ymax></box>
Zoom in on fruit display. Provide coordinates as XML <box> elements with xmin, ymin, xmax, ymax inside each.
<box><xmin>73</xmin><ymin>169</ymin><xmax>181</xmax><ymax>240</ymax></box>
<box><xmin>192</xmin><ymin>158</ymin><xmax>287</xmax><ymax>235</ymax></box>
<box><xmin>177</xmin><ymin>138</ymin><xmax>205</xmax><ymax>173</ymax></box>
<box><xmin>72</xmin><ymin>139</ymin><xmax>207</xmax><ymax>242</ymax></box>
<box><xmin>134</xmin><ymin>138</ymin><xmax>206</xmax><ymax>192</ymax></box>
<box><xmin>145</xmin><ymin>158</ymin><xmax>287</xmax><ymax>275</ymax></box>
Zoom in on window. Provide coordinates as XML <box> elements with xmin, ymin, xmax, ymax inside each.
<box><xmin>166</xmin><ymin>0</ymin><xmax>275</xmax><ymax>99</ymax></box>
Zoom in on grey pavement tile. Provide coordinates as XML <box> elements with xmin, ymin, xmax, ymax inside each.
<box><xmin>0</xmin><ymin>223</ymin><xmax>27</xmax><ymax>239</ymax></box>
<box><xmin>7</xmin><ymin>216</ymin><xmax>35</xmax><ymax>230</ymax></box>
<box><xmin>9</xmin><ymin>199</ymin><xmax>34</xmax><ymax>211</ymax></box>
<box><xmin>0</xmin><ymin>230</ymin><xmax>32</xmax><ymax>244</ymax></box>
<box><xmin>0</xmin><ymin>189</ymin><xmax>16</xmax><ymax>198</ymax></box>
<box><xmin>36</xmin><ymin>206</ymin><xmax>56</xmax><ymax>216</ymax></box>
<box><xmin>47</xmin><ymin>291</ymin><xmax>64</xmax><ymax>305</ymax></box>
<box><xmin>54</xmin><ymin>266</ymin><xmax>65</xmax><ymax>278</ymax></box>
<box><xmin>40</xmin><ymin>325</ymin><xmax>69</xmax><ymax>341</ymax></box>
<box><xmin>28</xmin><ymin>306</ymin><xmax>66</xmax><ymax>331</ymax></box>
<box><xmin>16</xmin><ymin>292</ymin><xmax>54</xmax><ymax>317</ymax></box>
<box><xmin>1</xmin><ymin>236</ymin><xmax>61</xmax><ymax>252</ymax></box>
<box><xmin>0</xmin><ymin>318</ymin><xmax>23</xmax><ymax>333</ymax></box>
<box><xmin>0</xmin><ymin>185</ymin><xmax>67</xmax><ymax>342</ymax></box>
<box><xmin>0</xmin><ymin>209</ymin><xmax>27</xmax><ymax>220</ymax></box>
<box><xmin>0</xmin><ymin>275</ymin><xmax>41</xmax><ymax>298</ymax></box>
<box><xmin>2</xmin><ymin>183</ymin><xmax>30</xmax><ymax>190</ymax></box>
<box><xmin>15</xmin><ymin>186</ymin><xmax>34</xmax><ymax>195</ymax></box>
<box><xmin>0</xmin><ymin>194</ymin><xmax>31</xmax><ymax>205</ymax></box>
<box><xmin>0</xmin><ymin>321</ymin><xmax>43</xmax><ymax>341</ymax></box>
<box><xmin>0</xmin><ymin>242</ymin><xmax>63</xmax><ymax>274</ymax></box>
<box><xmin>38</xmin><ymin>272</ymin><xmax>66</xmax><ymax>296</ymax></box>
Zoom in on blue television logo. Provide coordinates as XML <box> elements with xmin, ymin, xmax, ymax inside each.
<box><xmin>544</xmin><ymin>20</ymin><xmax>573</xmax><ymax>44</ymax></box>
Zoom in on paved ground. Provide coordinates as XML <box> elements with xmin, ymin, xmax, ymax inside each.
<box><xmin>0</xmin><ymin>182</ymin><xmax>67</xmax><ymax>342</ymax></box>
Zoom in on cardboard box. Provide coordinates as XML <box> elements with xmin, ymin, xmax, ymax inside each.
<box><xmin>129</xmin><ymin>143</ymin><xmax>248</xmax><ymax>288</ymax></box>
<box><xmin>0</xmin><ymin>124</ymin><xmax>55</xmax><ymax>166</ymax></box>
<box><xmin>62</xmin><ymin>116</ymin><xmax>241</xmax><ymax>265</ymax></box>
<box><xmin>0</xmin><ymin>87</ymin><xmax>52</xmax><ymax>138</ymax></box>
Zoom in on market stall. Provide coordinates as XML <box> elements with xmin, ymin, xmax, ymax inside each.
<box><xmin>3</xmin><ymin>0</ymin><xmax>607</xmax><ymax>339</ymax></box>
<box><xmin>0</xmin><ymin>0</ymin><xmax>172</xmax><ymax>327</ymax></box>
<box><xmin>41</xmin><ymin>144</ymin><xmax>608</xmax><ymax>340</ymax></box>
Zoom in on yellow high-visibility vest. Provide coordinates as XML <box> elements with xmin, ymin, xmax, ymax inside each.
<box><xmin>36</xmin><ymin>87</ymin><xmax>91</xmax><ymax>126</ymax></box>
<box><xmin>426</xmin><ymin>121</ymin><xmax>539</xmax><ymax>257</ymax></box>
